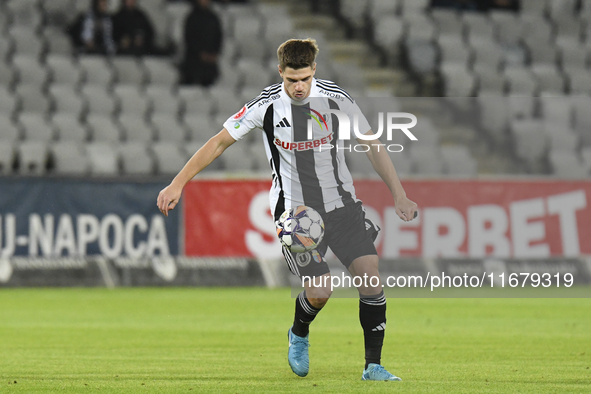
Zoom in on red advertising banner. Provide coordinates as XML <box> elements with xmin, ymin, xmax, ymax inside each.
<box><xmin>184</xmin><ymin>179</ymin><xmax>591</xmax><ymax>258</ymax></box>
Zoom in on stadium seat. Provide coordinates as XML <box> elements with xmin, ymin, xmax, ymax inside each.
<box><xmin>508</xmin><ymin>95</ymin><xmax>535</xmax><ymax>119</ymax></box>
<box><xmin>43</xmin><ymin>28</ymin><xmax>73</xmax><ymax>56</ymax></box>
<box><xmin>573</xmin><ymin>96</ymin><xmax>591</xmax><ymax>145</ymax></box>
<box><xmin>531</xmin><ymin>65</ymin><xmax>565</xmax><ymax>94</ymax></box>
<box><xmin>544</xmin><ymin>122</ymin><xmax>579</xmax><ymax>152</ymax></box>
<box><xmin>527</xmin><ymin>43</ymin><xmax>559</xmax><ymax>68</ymax></box>
<box><xmin>51</xmin><ymin>141</ymin><xmax>90</xmax><ymax>175</ymax></box>
<box><xmin>438</xmin><ymin>36</ymin><xmax>472</xmax><ymax>69</ymax></box>
<box><xmin>79</xmin><ymin>56</ymin><xmax>115</xmax><ymax>86</ymax></box>
<box><xmin>82</xmin><ymin>85</ymin><xmax>118</xmax><ymax>117</ymax></box>
<box><xmin>86</xmin><ymin>114</ymin><xmax>123</xmax><ymax>143</ymax></box>
<box><xmin>112</xmin><ymin>57</ymin><xmax>147</xmax><ymax>86</ymax></box>
<box><xmin>118</xmin><ymin>114</ymin><xmax>153</xmax><ymax>143</ymax></box>
<box><xmin>85</xmin><ymin>142</ymin><xmax>120</xmax><ymax>176</ymax></box>
<box><xmin>51</xmin><ymin>113</ymin><xmax>88</xmax><ymax>142</ymax></box>
<box><xmin>151</xmin><ymin>141</ymin><xmax>186</xmax><ymax>175</ymax></box>
<box><xmin>44</xmin><ymin>0</ymin><xmax>76</xmax><ymax>27</ymax></box>
<box><xmin>0</xmin><ymin>61</ymin><xmax>17</xmax><ymax>88</ymax></box>
<box><xmin>0</xmin><ymin>141</ymin><xmax>15</xmax><ymax>174</ymax></box>
<box><xmin>567</xmin><ymin>70</ymin><xmax>591</xmax><ymax>95</ymax></box>
<box><xmin>249</xmin><ymin>140</ymin><xmax>271</xmax><ymax>172</ymax></box>
<box><xmin>491</xmin><ymin>11</ymin><xmax>522</xmax><ymax>47</ymax></box>
<box><xmin>17</xmin><ymin>140</ymin><xmax>49</xmax><ymax>175</ymax></box>
<box><xmin>6</xmin><ymin>0</ymin><xmax>43</xmax><ymax>31</ymax></box>
<box><xmin>478</xmin><ymin>95</ymin><xmax>510</xmax><ymax>144</ymax></box>
<box><xmin>166</xmin><ymin>1</ymin><xmax>192</xmax><ymax>49</ymax></box>
<box><xmin>431</xmin><ymin>9</ymin><xmax>463</xmax><ymax>39</ymax></box>
<box><xmin>520</xmin><ymin>15</ymin><xmax>554</xmax><ymax>48</ymax></box>
<box><xmin>470</xmin><ymin>38</ymin><xmax>504</xmax><ymax>70</ymax></box>
<box><xmin>548</xmin><ymin>0</ymin><xmax>578</xmax><ymax>20</ymax></box>
<box><xmin>474</xmin><ymin>65</ymin><xmax>506</xmax><ymax>95</ymax></box>
<box><xmin>209</xmin><ymin>87</ymin><xmax>248</xmax><ymax>118</ymax></box>
<box><xmin>400</xmin><ymin>0</ymin><xmax>429</xmax><ymax>15</ymax></box>
<box><xmin>521</xmin><ymin>0</ymin><xmax>548</xmax><ymax>16</ymax></box>
<box><xmin>8</xmin><ymin>27</ymin><xmax>45</xmax><ymax>57</ymax></box>
<box><xmin>0</xmin><ymin>113</ymin><xmax>20</xmax><ymax>141</ymax></box>
<box><xmin>559</xmin><ymin>42</ymin><xmax>588</xmax><ymax>74</ymax></box>
<box><xmin>146</xmin><ymin>86</ymin><xmax>181</xmax><ymax>116</ymax></box>
<box><xmin>113</xmin><ymin>85</ymin><xmax>152</xmax><ymax>117</ymax></box>
<box><xmin>510</xmin><ymin>119</ymin><xmax>548</xmax><ymax>167</ymax></box>
<box><xmin>151</xmin><ymin>113</ymin><xmax>187</xmax><ymax>142</ymax></box>
<box><xmin>119</xmin><ymin>142</ymin><xmax>155</xmax><ymax>175</ymax></box>
<box><xmin>440</xmin><ymin>145</ymin><xmax>478</xmax><ymax>176</ymax></box>
<box><xmin>373</xmin><ymin>15</ymin><xmax>405</xmax><ymax>65</ymax></box>
<box><xmin>238</xmin><ymin>59</ymin><xmax>273</xmax><ymax>90</ymax></box>
<box><xmin>49</xmin><ymin>84</ymin><xmax>87</xmax><ymax>118</ymax></box>
<box><xmin>548</xmin><ymin>150</ymin><xmax>587</xmax><ymax>178</ymax></box>
<box><xmin>409</xmin><ymin>117</ymin><xmax>440</xmax><ymax>146</ymax></box>
<box><xmin>19</xmin><ymin>112</ymin><xmax>54</xmax><ymax>141</ymax></box>
<box><xmin>339</xmin><ymin>0</ymin><xmax>370</xmax><ymax>31</ymax></box>
<box><xmin>12</xmin><ymin>54</ymin><xmax>50</xmax><ymax>86</ymax></box>
<box><xmin>539</xmin><ymin>95</ymin><xmax>573</xmax><ymax>128</ymax></box>
<box><xmin>581</xmin><ymin>146</ymin><xmax>591</xmax><ymax>173</ymax></box>
<box><xmin>0</xmin><ymin>85</ymin><xmax>19</xmax><ymax>116</ymax></box>
<box><xmin>409</xmin><ymin>145</ymin><xmax>444</xmax><ymax>176</ymax></box>
<box><xmin>441</xmin><ymin>65</ymin><xmax>476</xmax><ymax>96</ymax></box>
<box><xmin>463</xmin><ymin>13</ymin><xmax>495</xmax><ymax>42</ymax></box>
<box><xmin>0</xmin><ymin>36</ymin><xmax>14</xmax><ymax>63</ymax></box>
<box><xmin>504</xmin><ymin>67</ymin><xmax>538</xmax><ymax>95</ymax></box>
<box><xmin>219</xmin><ymin>142</ymin><xmax>255</xmax><ymax>171</ymax></box>
<box><xmin>184</xmin><ymin>113</ymin><xmax>214</xmax><ymax>141</ymax></box>
<box><xmin>554</xmin><ymin>16</ymin><xmax>583</xmax><ymax>47</ymax></box>
<box><xmin>16</xmin><ymin>84</ymin><xmax>51</xmax><ymax>114</ymax></box>
<box><xmin>144</xmin><ymin>57</ymin><xmax>178</xmax><ymax>87</ymax></box>
<box><xmin>179</xmin><ymin>86</ymin><xmax>214</xmax><ymax>116</ymax></box>
<box><xmin>368</xmin><ymin>0</ymin><xmax>399</xmax><ymax>25</ymax></box>
<box><xmin>46</xmin><ymin>54</ymin><xmax>84</xmax><ymax>85</ymax></box>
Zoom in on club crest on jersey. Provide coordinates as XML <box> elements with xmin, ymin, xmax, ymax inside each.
<box><xmin>232</xmin><ymin>106</ymin><xmax>247</xmax><ymax>120</ymax></box>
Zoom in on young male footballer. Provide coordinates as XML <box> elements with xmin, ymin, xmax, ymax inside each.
<box><xmin>157</xmin><ymin>38</ymin><xmax>418</xmax><ymax>381</ymax></box>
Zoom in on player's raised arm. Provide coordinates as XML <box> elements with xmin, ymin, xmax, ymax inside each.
<box><xmin>357</xmin><ymin>130</ymin><xmax>417</xmax><ymax>222</ymax></box>
<box><xmin>157</xmin><ymin>128</ymin><xmax>236</xmax><ymax>216</ymax></box>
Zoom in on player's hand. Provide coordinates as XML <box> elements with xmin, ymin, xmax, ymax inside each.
<box><xmin>395</xmin><ymin>196</ymin><xmax>418</xmax><ymax>222</ymax></box>
<box><xmin>157</xmin><ymin>183</ymin><xmax>183</xmax><ymax>217</ymax></box>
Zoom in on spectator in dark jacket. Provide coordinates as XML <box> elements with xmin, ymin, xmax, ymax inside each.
<box><xmin>113</xmin><ymin>0</ymin><xmax>155</xmax><ymax>56</ymax></box>
<box><xmin>181</xmin><ymin>0</ymin><xmax>223</xmax><ymax>86</ymax></box>
<box><xmin>68</xmin><ymin>0</ymin><xmax>116</xmax><ymax>55</ymax></box>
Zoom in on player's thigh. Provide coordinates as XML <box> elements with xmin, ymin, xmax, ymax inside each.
<box><xmin>325</xmin><ymin>202</ymin><xmax>378</xmax><ymax>268</ymax></box>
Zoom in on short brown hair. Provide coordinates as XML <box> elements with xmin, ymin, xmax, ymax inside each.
<box><xmin>277</xmin><ymin>38</ymin><xmax>319</xmax><ymax>71</ymax></box>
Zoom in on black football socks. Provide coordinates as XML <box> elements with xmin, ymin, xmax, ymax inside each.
<box><xmin>359</xmin><ymin>291</ymin><xmax>387</xmax><ymax>369</ymax></box>
<box><xmin>292</xmin><ymin>291</ymin><xmax>322</xmax><ymax>337</ymax></box>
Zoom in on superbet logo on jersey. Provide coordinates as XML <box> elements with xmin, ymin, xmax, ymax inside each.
<box><xmin>274</xmin><ymin>133</ymin><xmax>334</xmax><ymax>151</ymax></box>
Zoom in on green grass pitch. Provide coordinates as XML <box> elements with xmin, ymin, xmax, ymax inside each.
<box><xmin>0</xmin><ymin>287</ymin><xmax>589</xmax><ymax>393</ymax></box>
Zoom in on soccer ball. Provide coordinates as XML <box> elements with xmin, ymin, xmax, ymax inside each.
<box><xmin>276</xmin><ymin>206</ymin><xmax>325</xmax><ymax>253</ymax></box>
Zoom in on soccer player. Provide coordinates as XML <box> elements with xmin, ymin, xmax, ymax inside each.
<box><xmin>157</xmin><ymin>38</ymin><xmax>418</xmax><ymax>381</ymax></box>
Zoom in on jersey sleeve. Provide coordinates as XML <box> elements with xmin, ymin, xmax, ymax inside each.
<box><xmin>223</xmin><ymin>104</ymin><xmax>263</xmax><ymax>141</ymax></box>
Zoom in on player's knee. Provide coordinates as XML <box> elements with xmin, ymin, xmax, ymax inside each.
<box><xmin>308</xmin><ymin>296</ymin><xmax>330</xmax><ymax>309</ymax></box>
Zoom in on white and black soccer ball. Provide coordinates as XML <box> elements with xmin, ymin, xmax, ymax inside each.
<box><xmin>276</xmin><ymin>206</ymin><xmax>325</xmax><ymax>253</ymax></box>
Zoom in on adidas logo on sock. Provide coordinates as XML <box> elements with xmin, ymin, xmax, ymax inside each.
<box><xmin>275</xmin><ymin>117</ymin><xmax>291</xmax><ymax>128</ymax></box>
<box><xmin>371</xmin><ymin>323</ymin><xmax>386</xmax><ymax>332</ymax></box>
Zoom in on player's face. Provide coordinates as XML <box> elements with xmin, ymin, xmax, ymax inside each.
<box><xmin>279</xmin><ymin>65</ymin><xmax>316</xmax><ymax>101</ymax></box>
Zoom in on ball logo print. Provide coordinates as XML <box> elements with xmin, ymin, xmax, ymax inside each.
<box><xmin>276</xmin><ymin>206</ymin><xmax>325</xmax><ymax>253</ymax></box>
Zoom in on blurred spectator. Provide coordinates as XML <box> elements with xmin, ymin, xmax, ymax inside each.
<box><xmin>487</xmin><ymin>0</ymin><xmax>519</xmax><ymax>11</ymax></box>
<box><xmin>68</xmin><ymin>0</ymin><xmax>116</xmax><ymax>55</ymax></box>
<box><xmin>113</xmin><ymin>0</ymin><xmax>155</xmax><ymax>56</ymax></box>
<box><xmin>181</xmin><ymin>0</ymin><xmax>223</xmax><ymax>86</ymax></box>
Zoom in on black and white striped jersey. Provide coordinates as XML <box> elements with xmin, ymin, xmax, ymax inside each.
<box><xmin>223</xmin><ymin>78</ymin><xmax>371</xmax><ymax>220</ymax></box>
